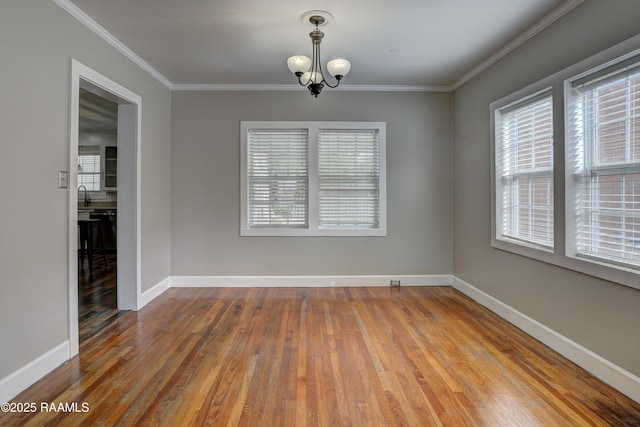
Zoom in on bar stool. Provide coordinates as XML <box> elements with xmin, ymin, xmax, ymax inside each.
<box><xmin>78</xmin><ymin>218</ymin><xmax>108</xmax><ymax>275</ymax></box>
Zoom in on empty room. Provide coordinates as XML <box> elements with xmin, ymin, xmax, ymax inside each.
<box><xmin>1</xmin><ymin>0</ymin><xmax>639</xmax><ymax>425</ymax></box>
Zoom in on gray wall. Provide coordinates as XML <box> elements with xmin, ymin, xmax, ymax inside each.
<box><xmin>171</xmin><ymin>91</ymin><xmax>453</xmax><ymax>276</ymax></box>
<box><xmin>0</xmin><ymin>0</ymin><xmax>171</xmax><ymax>379</ymax></box>
<box><xmin>453</xmin><ymin>0</ymin><xmax>640</xmax><ymax>377</ymax></box>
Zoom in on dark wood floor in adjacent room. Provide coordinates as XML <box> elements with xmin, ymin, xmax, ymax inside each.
<box><xmin>78</xmin><ymin>253</ymin><xmax>121</xmax><ymax>343</ymax></box>
<box><xmin>2</xmin><ymin>286</ymin><xmax>639</xmax><ymax>426</ymax></box>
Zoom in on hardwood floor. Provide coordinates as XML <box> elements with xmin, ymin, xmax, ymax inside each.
<box><xmin>78</xmin><ymin>253</ymin><xmax>122</xmax><ymax>343</ymax></box>
<box><xmin>2</xmin><ymin>287</ymin><xmax>639</xmax><ymax>426</ymax></box>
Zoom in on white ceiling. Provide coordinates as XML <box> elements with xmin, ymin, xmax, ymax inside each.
<box><xmin>63</xmin><ymin>0</ymin><xmax>577</xmax><ymax>89</ymax></box>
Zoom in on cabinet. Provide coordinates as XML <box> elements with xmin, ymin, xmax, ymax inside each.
<box><xmin>103</xmin><ymin>145</ymin><xmax>117</xmax><ymax>191</ymax></box>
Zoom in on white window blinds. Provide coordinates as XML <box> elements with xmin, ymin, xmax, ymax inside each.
<box><xmin>241</xmin><ymin>121</ymin><xmax>386</xmax><ymax>236</ymax></box>
<box><xmin>247</xmin><ymin>129</ymin><xmax>308</xmax><ymax>228</ymax></box>
<box><xmin>568</xmin><ymin>58</ymin><xmax>640</xmax><ymax>268</ymax></box>
<box><xmin>318</xmin><ymin>130</ymin><xmax>380</xmax><ymax>228</ymax></box>
<box><xmin>78</xmin><ymin>146</ymin><xmax>101</xmax><ymax>192</ymax></box>
<box><xmin>496</xmin><ymin>93</ymin><xmax>554</xmax><ymax>248</ymax></box>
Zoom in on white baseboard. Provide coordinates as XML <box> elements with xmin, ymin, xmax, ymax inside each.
<box><xmin>138</xmin><ymin>276</ymin><xmax>171</xmax><ymax>310</ymax></box>
<box><xmin>170</xmin><ymin>274</ymin><xmax>452</xmax><ymax>288</ymax></box>
<box><xmin>452</xmin><ymin>276</ymin><xmax>640</xmax><ymax>404</ymax></box>
<box><xmin>0</xmin><ymin>341</ymin><xmax>69</xmax><ymax>403</ymax></box>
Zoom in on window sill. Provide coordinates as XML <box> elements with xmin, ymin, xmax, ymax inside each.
<box><xmin>241</xmin><ymin>227</ymin><xmax>387</xmax><ymax>237</ymax></box>
<box><xmin>491</xmin><ymin>237</ymin><xmax>640</xmax><ymax>291</ymax></box>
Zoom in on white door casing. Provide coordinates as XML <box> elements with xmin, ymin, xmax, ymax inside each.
<box><xmin>68</xmin><ymin>59</ymin><xmax>142</xmax><ymax>357</ymax></box>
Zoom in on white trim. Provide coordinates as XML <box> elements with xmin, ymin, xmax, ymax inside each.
<box><xmin>452</xmin><ymin>0</ymin><xmax>584</xmax><ymax>90</ymax></box>
<box><xmin>115</xmin><ymin>103</ymin><xmax>143</xmax><ymax>312</ymax></box>
<box><xmin>492</xmin><ymin>87</ymin><xmax>555</xmax><ymax>251</ymax></box>
<box><xmin>452</xmin><ymin>276</ymin><xmax>640</xmax><ymax>404</ymax></box>
<box><xmin>139</xmin><ymin>277</ymin><xmax>171</xmax><ymax>309</ymax></box>
<box><xmin>68</xmin><ymin>64</ymin><xmax>81</xmax><ymax>356</ymax></box>
<box><xmin>52</xmin><ymin>0</ymin><xmax>172</xmax><ymax>89</ymax></box>
<box><xmin>171</xmin><ymin>84</ymin><xmax>452</xmax><ymax>92</ymax></box>
<box><xmin>490</xmin><ymin>82</ymin><xmax>558</xmax><ymax>258</ymax></box>
<box><xmin>52</xmin><ymin>0</ymin><xmax>582</xmax><ymax>94</ymax></box>
<box><xmin>171</xmin><ymin>275</ymin><xmax>451</xmax><ymax>288</ymax></box>
<box><xmin>69</xmin><ymin>59</ymin><xmax>143</xmax><ymax>357</ymax></box>
<box><xmin>0</xmin><ymin>342</ymin><xmax>69</xmax><ymax>403</ymax></box>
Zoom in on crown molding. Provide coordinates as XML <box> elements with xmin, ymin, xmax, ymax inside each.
<box><xmin>52</xmin><ymin>0</ymin><xmax>173</xmax><ymax>89</ymax></box>
<box><xmin>172</xmin><ymin>84</ymin><xmax>299</xmax><ymax>92</ymax></box>
<box><xmin>340</xmin><ymin>84</ymin><xmax>452</xmax><ymax>92</ymax></box>
<box><xmin>54</xmin><ymin>0</ymin><xmax>583</xmax><ymax>94</ymax></box>
<box><xmin>171</xmin><ymin>83</ymin><xmax>452</xmax><ymax>92</ymax></box>
<box><xmin>451</xmin><ymin>0</ymin><xmax>584</xmax><ymax>90</ymax></box>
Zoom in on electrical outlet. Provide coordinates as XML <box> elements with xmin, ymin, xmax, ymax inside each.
<box><xmin>390</xmin><ymin>280</ymin><xmax>401</xmax><ymax>287</ymax></box>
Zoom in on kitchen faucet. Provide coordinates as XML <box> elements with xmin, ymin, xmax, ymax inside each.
<box><xmin>78</xmin><ymin>185</ymin><xmax>90</xmax><ymax>206</ymax></box>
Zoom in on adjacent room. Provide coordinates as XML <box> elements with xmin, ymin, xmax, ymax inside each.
<box><xmin>1</xmin><ymin>0</ymin><xmax>639</xmax><ymax>425</ymax></box>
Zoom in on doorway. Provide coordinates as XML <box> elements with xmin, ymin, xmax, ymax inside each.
<box><xmin>68</xmin><ymin>60</ymin><xmax>142</xmax><ymax>357</ymax></box>
<box><xmin>77</xmin><ymin>88</ymin><xmax>119</xmax><ymax>342</ymax></box>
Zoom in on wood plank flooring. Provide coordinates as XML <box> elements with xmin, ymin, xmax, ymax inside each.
<box><xmin>2</xmin><ymin>287</ymin><xmax>639</xmax><ymax>426</ymax></box>
<box><xmin>78</xmin><ymin>253</ymin><xmax>121</xmax><ymax>343</ymax></box>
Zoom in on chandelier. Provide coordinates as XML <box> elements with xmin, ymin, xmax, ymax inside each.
<box><xmin>287</xmin><ymin>11</ymin><xmax>351</xmax><ymax>97</ymax></box>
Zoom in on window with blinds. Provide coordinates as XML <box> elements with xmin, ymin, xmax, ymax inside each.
<box><xmin>567</xmin><ymin>57</ymin><xmax>640</xmax><ymax>269</ymax></box>
<box><xmin>241</xmin><ymin>122</ymin><xmax>386</xmax><ymax>236</ymax></box>
<box><xmin>78</xmin><ymin>146</ymin><xmax>101</xmax><ymax>192</ymax></box>
<box><xmin>247</xmin><ymin>129</ymin><xmax>308</xmax><ymax>228</ymax></box>
<box><xmin>495</xmin><ymin>92</ymin><xmax>554</xmax><ymax>249</ymax></box>
<box><xmin>318</xmin><ymin>130</ymin><xmax>380</xmax><ymax>228</ymax></box>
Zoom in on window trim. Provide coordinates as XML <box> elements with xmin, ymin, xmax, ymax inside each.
<box><xmin>489</xmin><ymin>33</ymin><xmax>640</xmax><ymax>291</ymax></box>
<box><xmin>492</xmin><ymin>87</ymin><xmax>555</xmax><ymax>252</ymax></box>
<box><xmin>565</xmin><ymin>53</ymin><xmax>640</xmax><ymax>272</ymax></box>
<box><xmin>240</xmin><ymin>121</ymin><xmax>387</xmax><ymax>237</ymax></box>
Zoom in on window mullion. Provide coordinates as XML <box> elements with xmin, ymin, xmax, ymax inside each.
<box><xmin>512</xmin><ymin>177</ymin><xmax>518</xmax><ymax>237</ymax></box>
<box><xmin>591</xmin><ymin>171</ymin><xmax>599</xmax><ymax>255</ymax></box>
<box><xmin>625</xmin><ymin>78</ymin><xmax>631</xmax><ymax>162</ymax></box>
<box><xmin>308</xmin><ymin>126</ymin><xmax>319</xmax><ymax>231</ymax></box>
<box><xmin>528</xmin><ymin>177</ymin><xmax>533</xmax><ymax>240</ymax></box>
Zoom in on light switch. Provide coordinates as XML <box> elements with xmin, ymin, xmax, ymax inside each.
<box><xmin>58</xmin><ymin>170</ymin><xmax>68</xmax><ymax>189</ymax></box>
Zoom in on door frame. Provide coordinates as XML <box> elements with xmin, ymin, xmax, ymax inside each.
<box><xmin>68</xmin><ymin>59</ymin><xmax>142</xmax><ymax>356</ymax></box>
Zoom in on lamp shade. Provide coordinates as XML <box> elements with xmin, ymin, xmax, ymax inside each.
<box><xmin>327</xmin><ymin>58</ymin><xmax>351</xmax><ymax>77</ymax></box>
<box><xmin>287</xmin><ymin>56</ymin><xmax>312</xmax><ymax>74</ymax></box>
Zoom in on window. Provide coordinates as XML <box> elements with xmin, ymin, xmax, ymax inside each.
<box><xmin>318</xmin><ymin>130</ymin><xmax>381</xmax><ymax>229</ymax></box>
<box><xmin>246</xmin><ymin>129</ymin><xmax>308</xmax><ymax>228</ymax></box>
<box><xmin>490</xmin><ymin>37</ymin><xmax>640</xmax><ymax>289</ymax></box>
<box><xmin>241</xmin><ymin>122</ymin><xmax>386</xmax><ymax>236</ymax></box>
<box><xmin>494</xmin><ymin>91</ymin><xmax>554</xmax><ymax>250</ymax></box>
<box><xmin>78</xmin><ymin>145</ymin><xmax>101</xmax><ymax>191</ymax></box>
<box><xmin>566</xmin><ymin>55</ymin><xmax>640</xmax><ymax>269</ymax></box>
